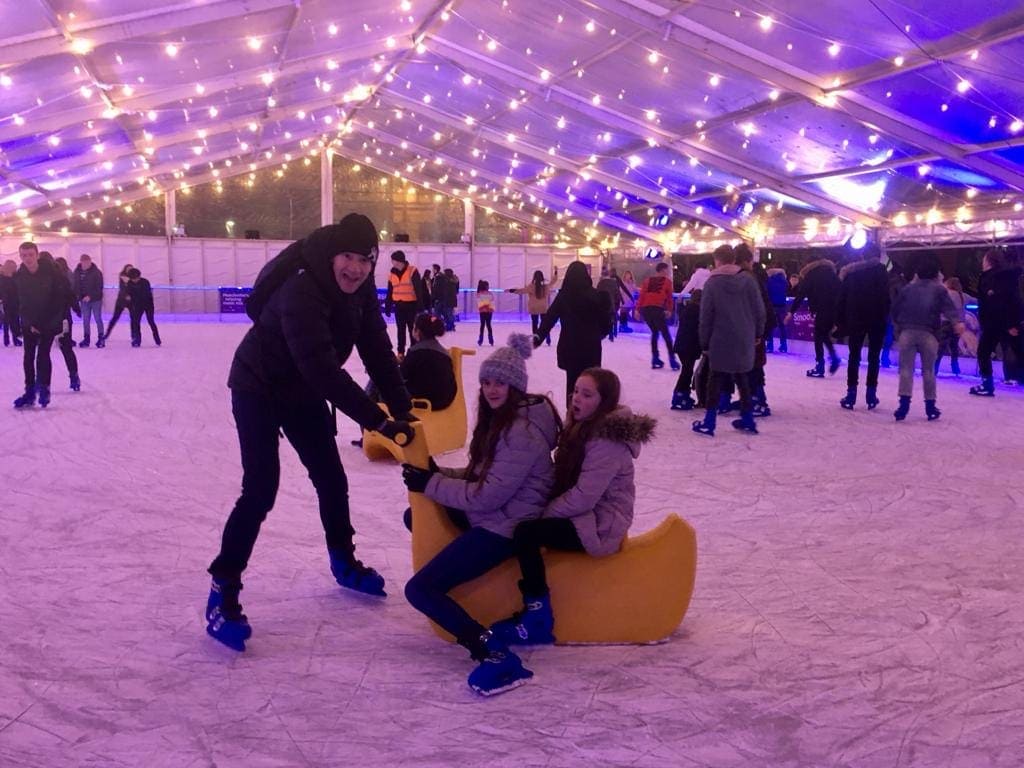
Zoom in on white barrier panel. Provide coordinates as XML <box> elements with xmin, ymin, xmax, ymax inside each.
<box><xmin>1</xmin><ymin>234</ymin><xmax>589</xmax><ymax>315</ymax></box>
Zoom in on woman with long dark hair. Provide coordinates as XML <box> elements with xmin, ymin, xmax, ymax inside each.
<box><xmin>510</xmin><ymin>269</ymin><xmax>553</xmax><ymax>345</ymax></box>
<box><xmin>401</xmin><ymin>335</ymin><xmax>561</xmax><ymax>695</ymax></box>
<box><xmin>534</xmin><ymin>261</ymin><xmax>611</xmax><ymax>407</ymax></box>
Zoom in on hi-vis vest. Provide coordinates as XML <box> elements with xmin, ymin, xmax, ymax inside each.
<box><xmin>389</xmin><ymin>267</ymin><xmax>418</xmax><ymax>303</ymax></box>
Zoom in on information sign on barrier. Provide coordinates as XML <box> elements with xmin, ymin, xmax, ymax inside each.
<box><xmin>219</xmin><ymin>286</ymin><xmax>252</xmax><ymax>314</ymax></box>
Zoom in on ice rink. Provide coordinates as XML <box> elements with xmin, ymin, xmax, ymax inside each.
<box><xmin>2</xmin><ymin>319</ymin><xmax>1023</xmax><ymax>767</ymax></box>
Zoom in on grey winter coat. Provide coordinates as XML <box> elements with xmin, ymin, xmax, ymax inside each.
<box><xmin>891</xmin><ymin>277</ymin><xmax>960</xmax><ymax>337</ymax></box>
<box><xmin>699</xmin><ymin>265</ymin><xmax>766</xmax><ymax>373</ymax></box>
<box><xmin>544</xmin><ymin>407</ymin><xmax>655</xmax><ymax>557</ymax></box>
<box><xmin>425</xmin><ymin>398</ymin><xmax>561</xmax><ymax>538</ymax></box>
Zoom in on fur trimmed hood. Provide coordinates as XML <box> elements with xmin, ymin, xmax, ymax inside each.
<box><xmin>839</xmin><ymin>258</ymin><xmax>881</xmax><ymax>281</ymax></box>
<box><xmin>799</xmin><ymin>258</ymin><xmax>836</xmax><ymax>280</ymax></box>
<box><xmin>594</xmin><ymin>406</ymin><xmax>656</xmax><ymax>458</ymax></box>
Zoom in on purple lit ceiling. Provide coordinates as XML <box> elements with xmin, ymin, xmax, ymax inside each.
<box><xmin>2</xmin><ymin>0</ymin><xmax>1023</xmax><ymax>244</ymax></box>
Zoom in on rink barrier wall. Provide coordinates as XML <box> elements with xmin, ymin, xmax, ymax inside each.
<box><xmin>0</xmin><ymin>233</ymin><xmax>601</xmax><ymax>316</ymax></box>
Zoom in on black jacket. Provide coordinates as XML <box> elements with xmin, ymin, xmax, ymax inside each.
<box><xmin>536</xmin><ymin>286</ymin><xmax>610</xmax><ymax>371</ymax></box>
<box><xmin>74</xmin><ymin>264</ymin><xmax>104</xmax><ymax>303</ymax></box>
<box><xmin>125</xmin><ymin>278</ymin><xmax>154</xmax><ymax>310</ymax></box>
<box><xmin>977</xmin><ymin>266</ymin><xmax>1023</xmax><ymax>333</ymax></box>
<box><xmin>836</xmin><ymin>260</ymin><xmax>890</xmax><ymax>333</ymax></box>
<box><xmin>401</xmin><ymin>338</ymin><xmax>457</xmax><ymax>410</ymax></box>
<box><xmin>14</xmin><ymin>260</ymin><xmax>65</xmax><ymax>334</ymax></box>
<box><xmin>789</xmin><ymin>259</ymin><xmax>840</xmax><ymax>316</ymax></box>
<box><xmin>0</xmin><ymin>274</ymin><xmax>18</xmax><ymax>315</ymax></box>
<box><xmin>228</xmin><ymin>245</ymin><xmax>411</xmax><ymax>430</ymax></box>
<box><xmin>672</xmin><ymin>297</ymin><xmax>701</xmax><ymax>359</ymax></box>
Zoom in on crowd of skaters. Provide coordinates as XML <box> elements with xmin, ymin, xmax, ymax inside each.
<box><xmin>1</xmin><ymin>241</ymin><xmax>161</xmax><ymax>408</ymax></box>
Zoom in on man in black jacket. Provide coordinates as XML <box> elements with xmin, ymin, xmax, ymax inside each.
<box><xmin>970</xmin><ymin>248</ymin><xmax>1024</xmax><ymax>396</ymax></box>
<box><xmin>206</xmin><ymin>215</ymin><xmax>415</xmax><ymax>652</ymax></box>
<box><xmin>74</xmin><ymin>254</ymin><xmax>105</xmax><ymax>348</ymax></box>
<box><xmin>125</xmin><ymin>268</ymin><xmax>161</xmax><ymax>347</ymax></box>
<box><xmin>786</xmin><ymin>258</ymin><xmax>842</xmax><ymax>377</ymax></box>
<box><xmin>12</xmin><ymin>242</ymin><xmax>64</xmax><ymax>408</ymax></box>
<box><xmin>836</xmin><ymin>245</ymin><xmax>890</xmax><ymax>409</ymax></box>
<box><xmin>1</xmin><ymin>259</ymin><xmax>23</xmax><ymax>347</ymax></box>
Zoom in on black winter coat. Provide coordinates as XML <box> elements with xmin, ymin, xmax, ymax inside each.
<box><xmin>672</xmin><ymin>298</ymin><xmax>701</xmax><ymax>359</ymax></box>
<box><xmin>14</xmin><ymin>260</ymin><xmax>64</xmax><ymax>334</ymax></box>
<box><xmin>74</xmin><ymin>264</ymin><xmax>104</xmax><ymax>302</ymax></box>
<box><xmin>836</xmin><ymin>260</ymin><xmax>890</xmax><ymax>333</ymax></box>
<box><xmin>0</xmin><ymin>274</ymin><xmax>18</xmax><ymax>316</ymax></box>
<box><xmin>401</xmin><ymin>338</ymin><xmax>457</xmax><ymax>410</ymax></box>
<box><xmin>789</xmin><ymin>259</ymin><xmax>840</xmax><ymax>316</ymax></box>
<box><xmin>536</xmin><ymin>288</ymin><xmax>610</xmax><ymax>371</ymax></box>
<box><xmin>125</xmin><ymin>278</ymin><xmax>154</xmax><ymax>310</ymax></box>
<box><xmin>977</xmin><ymin>266</ymin><xmax>1023</xmax><ymax>332</ymax></box>
<box><xmin>228</xmin><ymin>247</ymin><xmax>412</xmax><ymax>430</ymax></box>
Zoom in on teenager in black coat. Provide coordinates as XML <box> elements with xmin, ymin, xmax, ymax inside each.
<box><xmin>970</xmin><ymin>248</ymin><xmax>1024</xmax><ymax>396</ymax></box>
<box><xmin>786</xmin><ymin>258</ymin><xmax>841</xmax><ymax>376</ymax></box>
<box><xmin>1</xmin><ymin>260</ymin><xmax>23</xmax><ymax>346</ymax></box>
<box><xmin>12</xmin><ymin>243</ymin><xmax>65</xmax><ymax>408</ymax></box>
<box><xmin>207</xmin><ymin>215</ymin><xmax>416</xmax><ymax>652</ymax></box>
<box><xmin>125</xmin><ymin>268</ymin><xmax>161</xmax><ymax>347</ymax></box>
<box><xmin>835</xmin><ymin>246</ymin><xmax>890</xmax><ymax>409</ymax></box>
<box><xmin>671</xmin><ymin>289</ymin><xmax>702</xmax><ymax>410</ymax></box>
<box><xmin>533</xmin><ymin>261</ymin><xmax>611</xmax><ymax>407</ymax></box>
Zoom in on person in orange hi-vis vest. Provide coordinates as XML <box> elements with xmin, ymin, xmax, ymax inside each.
<box><xmin>385</xmin><ymin>250</ymin><xmax>427</xmax><ymax>356</ymax></box>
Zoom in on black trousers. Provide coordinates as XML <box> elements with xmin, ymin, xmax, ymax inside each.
<box><xmin>23</xmin><ymin>331</ymin><xmax>56</xmax><ymax>390</ymax></box>
<box><xmin>813</xmin><ymin>311</ymin><xmax>837</xmax><ymax>363</ymax></box>
<box><xmin>2</xmin><ymin>306</ymin><xmax>22</xmax><ymax>344</ymax></box>
<box><xmin>641</xmin><ymin>306</ymin><xmax>673</xmax><ymax>359</ymax></box>
<box><xmin>673</xmin><ymin>355</ymin><xmax>697</xmax><ymax>394</ymax></box>
<box><xmin>478</xmin><ymin>312</ymin><xmax>493</xmax><ymax>343</ymax></box>
<box><xmin>57</xmin><ymin>333</ymin><xmax>78</xmax><ymax>378</ymax></box>
<box><xmin>513</xmin><ymin>518</ymin><xmax>584</xmax><ymax>595</ymax></box>
<box><xmin>105</xmin><ymin>298</ymin><xmax>129</xmax><ymax>338</ymax></box>
<box><xmin>977</xmin><ymin>327</ymin><xmax>1024</xmax><ymax>379</ymax></box>
<box><xmin>130</xmin><ymin>305</ymin><xmax>161</xmax><ymax>344</ymax></box>
<box><xmin>394</xmin><ymin>302</ymin><xmax>418</xmax><ymax>354</ymax></box>
<box><xmin>706</xmin><ymin>370</ymin><xmax>752</xmax><ymax>413</ymax></box>
<box><xmin>564</xmin><ymin>359</ymin><xmax>599</xmax><ymax>409</ymax></box>
<box><xmin>209</xmin><ymin>389</ymin><xmax>356</xmax><ymax>581</ymax></box>
<box><xmin>846</xmin><ymin>325</ymin><xmax>885</xmax><ymax>388</ymax></box>
<box><xmin>531</xmin><ymin>314</ymin><xmax>551</xmax><ymax>344</ymax></box>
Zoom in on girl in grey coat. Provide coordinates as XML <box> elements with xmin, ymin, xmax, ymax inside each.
<box><xmin>402</xmin><ymin>334</ymin><xmax>561</xmax><ymax>696</ymax></box>
<box><xmin>489</xmin><ymin>368</ymin><xmax>655</xmax><ymax>647</ymax></box>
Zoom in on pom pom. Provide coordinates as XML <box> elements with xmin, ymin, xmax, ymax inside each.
<box><xmin>505</xmin><ymin>333</ymin><xmax>534</xmax><ymax>361</ymax></box>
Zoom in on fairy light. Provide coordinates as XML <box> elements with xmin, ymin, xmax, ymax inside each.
<box><xmin>894</xmin><ymin>56</ymin><xmax>904</xmax><ymax>67</ymax></box>
<box><xmin>585</xmin><ymin>20</ymin><xmax>596</xmax><ymax>33</ymax></box>
<box><xmin>0</xmin><ymin>74</ymin><xmax>11</xmax><ymax>87</ymax></box>
<box><xmin>759</xmin><ymin>16</ymin><xmax>773</xmax><ymax>31</ymax></box>
<box><xmin>709</xmin><ymin>75</ymin><xmax>720</xmax><ymax>87</ymax></box>
<box><xmin>246</xmin><ymin>37</ymin><xmax>262</xmax><ymax>51</ymax></box>
<box><xmin>165</xmin><ymin>43</ymin><xmax>178</xmax><ymax>57</ymax></box>
<box><xmin>70</xmin><ymin>38</ymin><xmax>93</xmax><ymax>54</ymax></box>
<box><xmin>956</xmin><ymin>80</ymin><xmax>971</xmax><ymax>94</ymax></box>
<box><xmin>1010</xmin><ymin>120</ymin><xmax>1023</xmax><ymax>133</ymax></box>
<box><xmin>828</xmin><ymin>43</ymin><xmax>841</xmax><ymax>57</ymax></box>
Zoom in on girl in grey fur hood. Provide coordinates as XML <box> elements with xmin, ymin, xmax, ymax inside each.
<box><xmin>488</xmin><ymin>367</ymin><xmax>656</xmax><ymax>648</ymax></box>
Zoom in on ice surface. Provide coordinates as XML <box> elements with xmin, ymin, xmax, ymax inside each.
<box><xmin>2</xmin><ymin>319</ymin><xmax>1023</xmax><ymax>767</ymax></box>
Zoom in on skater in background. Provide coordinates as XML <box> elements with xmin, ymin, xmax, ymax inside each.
<box><xmin>890</xmin><ymin>256</ymin><xmax>964</xmax><ymax>421</ymax></box>
<box><xmin>638</xmin><ymin>262</ymin><xmax>677</xmax><ymax>370</ymax></box>
<box><xmin>125</xmin><ymin>268</ymin><xmax>161</xmax><ymax>347</ymax></box>
<box><xmin>1</xmin><ymin>259</ymin><xmax>23</xmax><ymax>347</ymax></box>
<box><xmin>206</xmin><ymin>215</ymin><xmax>415</xmax><ymax>652</ymax></box>
<box><xmin>12</xmin><ymin>242</ymin><xmax>64</xmax><ymax>408</ymax></box>
<box><xmin>785</xmin><ymin>256</ymin><xmax>842</xmax><ymax>378</ymax></box>
<box><xmin>618</xmin><ymin>270</ymin><xmax>637</xmax><ymax>333</ymax></box>
<box><xmin>935</xmin><ymin>277</ymin><xmax>969</xmax><ymax>376</ymax></box>
<box><xmin>682</xmin><ymin>259</ymin><xmax>712</xmax><ymax>294</ymax></box>
<box><xmin>596</xmin><ymin>266</ymin><xmax>622</xmax><ymax>341</ymax></box>
<box><xmin>835</xmin><ymin>244</ymin><xmax>890</xmax><ymax>411</ymax></box>
<box><xmin>43</xmin><ymin>253</ymin><xmax>81</xmax><ymax>392</ymax></box>
<box><xmin>735</xmin><ymin>244</ymin><xmax>775</xmax><ymax>417</ymax></box>
<box><xmin>442</xmin><ymin>268</ymin><xmax>460</xmax><ymax>331</ymax></box>
<box><xmin>880</xmin><ymin>262</ymin><xmax>907</xmax><ymax>368</ymax></box>
<box><xmin>969</xmin><ymin>248</ymin><xmax>1024</xmax><ymax>397</ymax></box>
<box><xmin>384</xmin><ymin>250</ymin><xmax>426</xmax><ymax>356</ymax></box>
<box><xmin>101</xmin><ymin>264</ymin><xmax>134</xmax><ymax>343</ymax></box>
<box><xmin>74</xmin><ymin>254</ymin><xmax>105</xmax><ymax>348</ymax></box>
<box><xmin>402</xmin><ymin>335</ymin><xmax>561</xmax><ymax>695</ymax></box>
<box><xmin>476</xmin><ymin>279</ymin><xmax>495</xmax><ymax>346</ymax></box>
<box><xmin>488</xmin><ymin>368</ymin><xmax>654</xmax><ymax>647</ymax></box>
<box><xmin>765</xmin><ymin>266</ymin><xmax>789</xmax><ymax>353</ymax></box>
<box><xmin>400</xmin><ymin>311</ymin><xmax>457</xmax><ymax>411</ymax></box>
<box><xmin>509</xmin><ymin>269</ymin><xmax>553</xmax><ymax>346</ymax></box>
<box><xmin>692</xmin><ymin>245</ymin><xmax>765</xmax><ymax>436</ymax></box>
<box><xmin>534</xmin><ymin>261</ymin><xmax>612</xmax><ymax>408</ymax></box>
<box><xmin>670</xmin><ymin>289</ymin><xmax>702</xmax><ymax>411</ymax></box>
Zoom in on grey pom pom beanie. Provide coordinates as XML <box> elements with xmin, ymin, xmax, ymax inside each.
<box><xmin>479</xmin><ymin>333</ymin><xmax>534</xmax><ymax>392</ymax></box>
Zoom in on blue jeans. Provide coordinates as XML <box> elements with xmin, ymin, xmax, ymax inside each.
<box><xmin>80</xmin><ymin>299</ymin><xmax>104</xmax><ymax>341</ymax></box>
<box><xmin>405</xmin><ymin>526</ymin><xmax>514</xmax><ymax>649</ymax></box>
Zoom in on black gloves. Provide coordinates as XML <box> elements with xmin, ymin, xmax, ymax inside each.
<box><xmin>532</xmin><ymin>334</ymin><xmax>543</xmax><ymax>348</ymax></box>
<box><xmin>401</xmin><ymin>463</ymin><xmax>435</xmax><ymax>493</ymax></box>
<box><xmin>377</xmin><ymin>419</ymin><xmax>413</xmax><ymax>446</ymax></box>
<box><xmin>392</xmin><ymin>411</ymin><xmax>420</xmax><ymax>423</ymax></box>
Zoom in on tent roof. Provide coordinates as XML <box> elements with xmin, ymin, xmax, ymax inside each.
<box><xmin>3</xmin><ymin>0</ymin><xmax>1024</xmax><ymax>248</ymax></box>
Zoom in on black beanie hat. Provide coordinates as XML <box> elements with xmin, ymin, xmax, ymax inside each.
<box><xmin>391</xmin><ymin>250</ymin><xmax>408</xmax><ymax>263</ymax></box>
<box><xmin>304</xmin><ymin>213</ymin><xmax>379</xmax><ymax>263</ymax></box>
